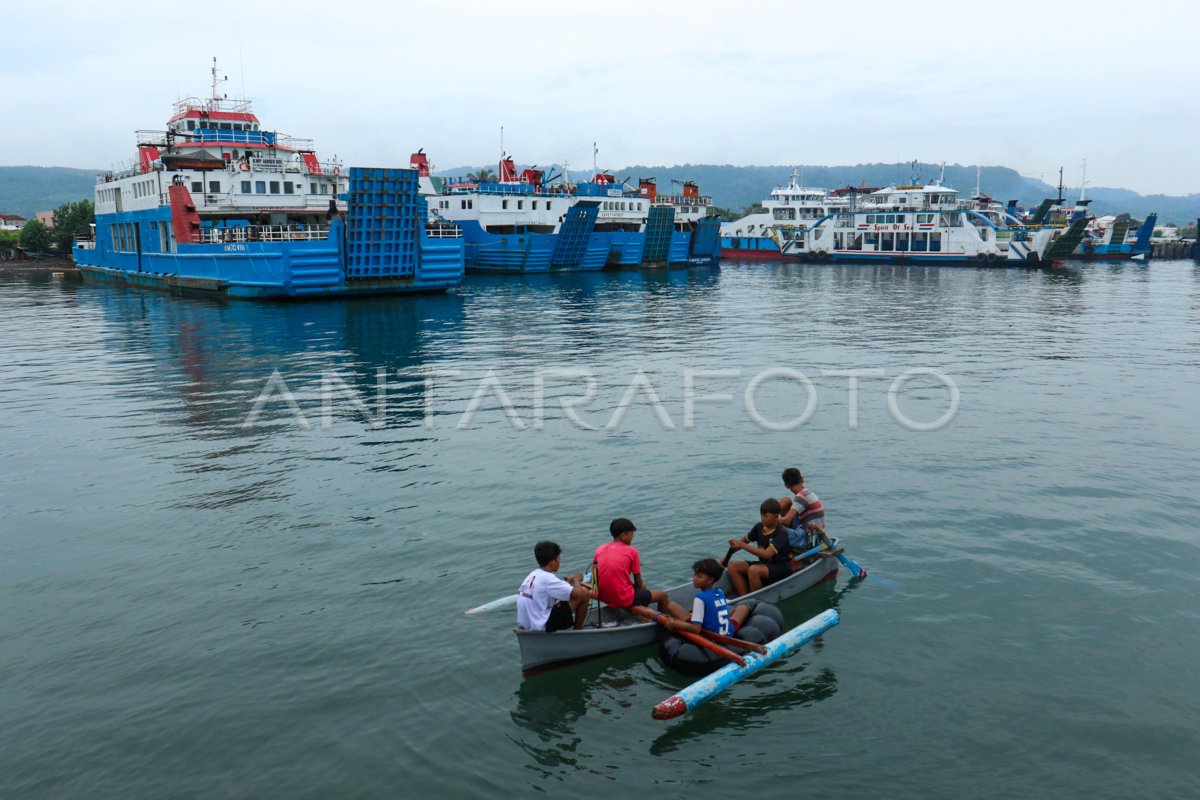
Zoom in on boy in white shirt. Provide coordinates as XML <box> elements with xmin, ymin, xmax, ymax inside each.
<box><xmin>517</xmin><ymin>541</ymin><xmax>595</xmax><ymax>631</ymax></box>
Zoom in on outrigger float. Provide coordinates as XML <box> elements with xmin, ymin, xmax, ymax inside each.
<box><xmin>652</xmin><ymin>608</ymin><xmax>840</xmax><ymax>720</ymax></box>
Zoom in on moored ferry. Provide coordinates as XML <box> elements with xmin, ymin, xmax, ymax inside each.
<box><xmin>73</xmin><ymin>60</ymin><xmax>464</xmax><ymax>298</ymax></box>
<box><xmin>720</xmin><ymin>170</ymin><xmax>851</xmax><ymax>260</ymax></box>
<box><xmin>421</xmin><ymin>151</ymin><xmax>720</xmax><ymax>271</ymax></box>
<box><xmin>774</xmin><ymin>181</ymin><xmax>1085</xmax><ymax>266</ymax></box>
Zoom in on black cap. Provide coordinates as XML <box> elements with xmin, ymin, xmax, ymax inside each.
<box><xmin>610</xmin><ymin>517</ymin><xmax>636</xmax><ymax>537</ymax></box>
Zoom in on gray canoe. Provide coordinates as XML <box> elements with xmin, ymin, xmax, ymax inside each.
<box><xmin>515</xmin><ymin>544</ymin><xmax>840</xmax><ymax>672</ymax></box>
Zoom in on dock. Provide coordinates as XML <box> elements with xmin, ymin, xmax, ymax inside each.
<box><xmin>1150</xmin><ymin>241</ymin><xmax>1196</xmax><ymax>259</ymax></box>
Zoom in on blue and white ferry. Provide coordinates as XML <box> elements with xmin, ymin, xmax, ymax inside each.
<box><xmin>720</xmin><ymin>170</ymin><xmax>850</xmax><ymax>260</ymax></box>
<box><xmin>74</xmin><ymin>61</ymin><xmax>464</xmax><ymax>298</ymax></box>
<box><xmin>420</xmin><ymin>152</ymin><xmax>719</xmax><ymax>271</ymax></box>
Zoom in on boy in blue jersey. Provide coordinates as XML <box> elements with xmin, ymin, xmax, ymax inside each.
<box><xmin>669</xmin><ymin>558</ymin><xmax>751</xmax><ymax>637</ymax></box>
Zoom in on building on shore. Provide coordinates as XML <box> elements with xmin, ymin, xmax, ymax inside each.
<box><xmin>0</xmin><ymin>214</ymin><xmax>28</xmax><ymax>231</ymax></box>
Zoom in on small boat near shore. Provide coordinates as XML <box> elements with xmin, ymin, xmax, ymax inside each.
<box><xmin>515</xmin><ymin>543</ymin><xmax>841</xmax><ymax>673</ymax></box>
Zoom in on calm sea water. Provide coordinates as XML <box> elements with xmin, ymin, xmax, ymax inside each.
<box><xmin>2</xmin><ymin>261</ymin><xmax>1198</xmax><ymax>798</ymax></box>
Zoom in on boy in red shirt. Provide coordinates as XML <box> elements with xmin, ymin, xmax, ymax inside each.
<box><xmin>593</xmin><ymin>518</ymin><xmax>689</xmax><ymax>622</ymax></box>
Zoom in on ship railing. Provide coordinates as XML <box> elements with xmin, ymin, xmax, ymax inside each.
<box><xmin>192</xmin><ymin>129</ymin><xmax>277</xmax><ymax>146</ymax></box>
<box><xmin>196</xmin><ymin>224</ymin><xmax>332</xmax><ymax>244</ymax></box>
<box><xmin>136</xmin><ymin>129</ymin><xmax>170</xmax><ymax>145</ymax></box>
<box><xmin>425</xmin><ymin>222</ymin><xmax>463</xmax><ymax>239</ymax></box>
<box><xmin>173</xmin><ymin>96</ymin><xmax>253</xmax><ymax>116</ymax></box>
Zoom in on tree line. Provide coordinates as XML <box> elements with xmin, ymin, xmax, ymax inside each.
<box><xmin>3</xmin><ymin>199</ymin><xmax>94</xmax><ymax>257</ymax></box>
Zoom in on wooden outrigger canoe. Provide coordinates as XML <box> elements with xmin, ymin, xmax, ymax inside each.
<box><xmin>515</xmin><ymin>542</ymin><xmax>841</xmax><ymax>673</ymax></box>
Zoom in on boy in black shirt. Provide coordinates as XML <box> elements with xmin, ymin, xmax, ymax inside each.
<box><xmin>726</xmin><ymin>498</ymin><xmax>793</xmax><ymax>596</ymax></box>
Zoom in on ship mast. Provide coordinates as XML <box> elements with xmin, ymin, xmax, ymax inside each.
<box><xmin>209</xmin><ymin>57</ymin><xmax>228</xmax><ymax>108</ymax></box>
<box><xmin>1079</xmin><ymin>158</ymin><xmax>1088</xmax><ymax>203</ymax></box>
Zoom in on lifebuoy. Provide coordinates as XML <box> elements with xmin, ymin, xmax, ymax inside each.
<box><xmin>239</xmin><ymin>162</ymin><xmax>249</xmax><ymax>172</ymax></box>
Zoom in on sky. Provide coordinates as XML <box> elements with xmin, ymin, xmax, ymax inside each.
<box><xmin>2</xmin><ymin>0</ymin><xmax>1197</xmax><ymax>195</ymax></box>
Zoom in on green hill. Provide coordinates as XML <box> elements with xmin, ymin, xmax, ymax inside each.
<box><xmin>0</xmin><ymin>166</ymin><xmax>100</xmax><ymax>219</ymax></box>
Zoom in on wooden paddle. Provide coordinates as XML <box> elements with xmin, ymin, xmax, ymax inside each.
<box><xmin>693</xmin><ymin>627</ymin><xmax>768</xmax><ymax>655</ymax></box>
<box><xmin>631</xmin><ymin>606</ymin><xmax>747</xmax><ymax>667</ymax></box>
<box><xmin>464</xmin><ymin>567</ymin><xmax>592</xmax><ymax>615</ymax></box>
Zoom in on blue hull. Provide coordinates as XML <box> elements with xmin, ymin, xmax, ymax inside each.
<box><xmin>75</xmin><ymin>167</ymin><xmax>465</xmax><ymax>299</ymax></box>
<box><xmin>459</xmin><ymin>209</ymin><xmax>721</xmax><ymax>272</ymax></box>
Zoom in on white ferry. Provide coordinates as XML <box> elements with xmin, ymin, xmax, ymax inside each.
<box><xmin>774</xmin><ymin>181</ymin><xmax>1085</xmax><ymax>266</ymax></box>
<box><xmin>720</xmin><ymin>170</ymin><xmax>850</xmax><ymax>259</ymax></box>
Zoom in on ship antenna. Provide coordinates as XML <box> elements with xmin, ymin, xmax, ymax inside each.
<box><xmin>593</xmin><ymin>142</ymin><xmax>598</xmax><ymax>174</ymax></box>
<box><xmin>209</xmin><ymin>57</ymin><xmax>229</xmax><ymax>107</ymax></box>
<box><xmin>1079</xmin><ymin>158</ymin><xmax>1088</xmax><ymax>203</ymax></box>
<box><xmin>1057</xmin><ymin>166</ymin><xmax>1065</xmax><ymax>203</ymax></box>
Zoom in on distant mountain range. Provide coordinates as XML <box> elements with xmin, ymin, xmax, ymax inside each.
<box><xmin>4</xmin><ymin>163</ymin><xmax>1197</xmax><ymax>225</ymax></box>
<box><xmin>0</xmin><ymin>167</ymin><xmax>100</xmax><ymax>219</ymax></box>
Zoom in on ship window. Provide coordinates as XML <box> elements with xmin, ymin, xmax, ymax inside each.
<box><xmin>242</xmin><ymin>181</ymin><xmax>252</xmax><ymax>193</ymax></box>
<box><xmin>546</xmin><ymin>202</ymin><xmax>552</xmax><ymax>211</ymax></box>
<box><xmin>866</xmin><ymin>215</ymin><xmax>874</xmax><ymax>224</ymax></box>
<box><xmin>461</xmin><ymin>200</ymin><xmax>467</xmax><ymax>209</ymax></box>
<box><xmin>209</xmin><ymin>181</ymin><xmax>220</xmax><ymax>193</ymax></box>
<box><xmin>532</xmin><ymin>201</ymin><xmax>537</xmax><ymax>210</ymax></box>
<box><xmin>468</xmin><ymin>200</ymin><xmax>472</xmax><ymax>209</ymax></box>
<box><xmin>912</xmin><ymin>232</ymin><xmax>928</xmax><ymax>251</ymax></box>
<box><xmin>502</xmin><ymin>200</ymin><xmax>509</xmax><ymax>209</ymax></box>
<box><xmin>187</xmin><ymin>121</ymin><xmax>196</xmax><ymax>131</ymax></box>
<box><xmin>284</xmin><ymin>182</ymin><xmax>294</xmax><ymax>194</ymax></box>
<box><xmin>517</xmin><ymin>200</ymin><xmax>523</xmax><ymax>210</ymax></box>
<box><xmin>311</xmin><ymin>183</ymin><xmax>318</xmax><ymax>194</ymax></box>
<box><xmin>896</xmin><ymin>233</ymin><xmax>909</xmax><ymax>251</ymax></box>
<box><xmin>882</xmin><ymin>233</ymin><xmax>895</xmax><ymax>250</ymax></box>
<box><xmin>930</xmin><ymin>232</ymin><xmax>942</xmax><ymax>251</ymax></box>
<box><xmin>896</xmin><ymin>214</ymin><xmax>905</xmax><ymax>223</ymax></box>
<box><xmin>269</xmin><ymin>181</ymin><xmax>280</xmax><ymax>194</ymax></box>
<box><xmin>191</xmin><ymin>181</ymin><xmax>203</xmax><ymax>193</ymax></box>
<box><xmin>256</xmin><ymin>181</ymin><xmax>266</xmax><ymax>194</ymax></box>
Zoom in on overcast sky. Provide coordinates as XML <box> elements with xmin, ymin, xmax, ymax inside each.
<box><xmin>2</xmin><ymin>0</ymin><xmax>1197</xmax><ymax>195</ymax></box>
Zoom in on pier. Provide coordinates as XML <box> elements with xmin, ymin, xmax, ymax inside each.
<box><xmin>1150</xmin><ymin>241</ymin><xmax>1196</xmax><ymax>259</ymax></box>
